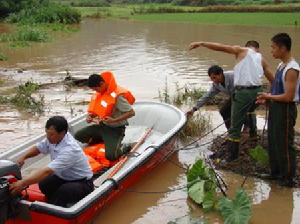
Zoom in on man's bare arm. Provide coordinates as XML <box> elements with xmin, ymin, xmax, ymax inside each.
<box><xmin>17</xmin><ymin>146</ymin><xmax>40</xmax><ymax>167</ymax></box>
<box><xmin>189</xmin><ymin>41</ymin><xmax>244</xmax><ymax>57</ymax></box>
<box><xmin>10</xmin><ymin>167</ymin><xmax>54</xmax><ymax>195</ymax></box>
<box><xmin>261</xmin><ymin>69</ymin><xmax>299</xmax><ymax>102</ymax></box>
<box><xmin>262</xmin><ymin>58</ymin><xmax>274</xmax><ymax>83</ymax></box>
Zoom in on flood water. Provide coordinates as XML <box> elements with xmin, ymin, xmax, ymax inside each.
<box><xmin>1</xmin><ymin>19</ymin><xmax>300</xmax><ymax>223</ymax></box>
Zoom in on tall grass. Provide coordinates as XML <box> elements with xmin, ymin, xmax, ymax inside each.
<box><xmin>70</xmin><ymin>0</ymin><xmax>110</xmax><ymax>7</ymax></box>
<box><xmin>132</xmin><ymin>3</ymin><xmax>300</xmax><ymax>14</ymax></box>
<box><xmin>158</xmin><ymin>81</ymin><xmax>211</xmax><ymax>142</ymax></box>
<box><xmin>0</xmin><ymin>26</ymin><xmax>49</xmax><ymax>43</ymax></box>
<box><xmin>7</xmin><ymin>3</ymin><xmax>81</xmax><ymax>24</ymax></box>
<box><xmin>0</xmin><ymin>52</ymin><xmax>8</xmax><ymax>61</ymax></box>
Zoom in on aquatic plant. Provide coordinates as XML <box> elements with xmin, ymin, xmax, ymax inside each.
<box><xmin>178</xmin><ymin>112</ymin><xmax>210</xmax><ymax>142</ymax></box>
<box><xmin>0</xmin><ymin>52</ymin><xmax>8</xmax><ymax>61</ymax></box>
<box><xmin>187</xmin><ymin>159</ymin><xmax>218</xmax><ymax>211</ymax></box>
<box><xmin>158</xmin><ymin>80</ymin><xmax>206</xmax><ymax>106</ymax></box>
<box><xmin>187</xmin><ymin>159</ymin><xmax>252</xmax><ymax>223</ymax></box>
<box><xmin>0</xmin><ymin>81</ymin><xmax>45</xmax><ymax>114</ymax></box>
<box><xmin>218</xmin><ymin>188</ymin><xmax>252</xmax><ymax>224</ymax></box>
<box><xmin>249</xmin><ymin>144</ymin><xmax>269</xmax><ymax>166</ymax></box>
<box><xmin>158</xmin><ymin>80</ymin><xmax>210</xmax><ymax>141</ymax></box>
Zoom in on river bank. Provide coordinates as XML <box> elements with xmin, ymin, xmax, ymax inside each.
<box><xmin>77</xmin><ymin>4</ymin><xmax>300</xmax><ymax>27</ymax></box>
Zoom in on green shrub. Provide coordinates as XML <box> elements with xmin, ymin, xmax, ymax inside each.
<box><xmin>0</xmin><ymin>52</ymin><xmax>8</xmax><ymax>61</ymax></box>
<box><xmin>7</xmin><ymin>3</ymin><xmax>81</xmax><ymax>24</ymax></box>
<box><xmin>0</xmin><ymin>26</ymin><xmax>49</xmax><ymax>43</ymax></box>
<box><xmin>70</xmin><ymin>0</ymin><xmax>110</xmax><ymax>7</ymax></box>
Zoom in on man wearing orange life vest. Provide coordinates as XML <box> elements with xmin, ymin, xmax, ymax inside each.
<box><xmin>75</xmin><ymin>71</ymin><xmax>135</xmax><ymax>161</ymax></box>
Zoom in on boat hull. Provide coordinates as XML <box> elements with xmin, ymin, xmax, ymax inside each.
<box><xmin>6</xmin><ymin>137</ymin><xmax>176</xmax><ymax>224</ymax></box>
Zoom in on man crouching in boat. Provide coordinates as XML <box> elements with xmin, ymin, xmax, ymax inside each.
<box><xmin>75</xmin><ymin>71</ymin><xmax>135</xmax><ymax>161</ymax></box>
<box><xmin>9</xmin><ymin>116</ymin><xmax>94</xmax><ymax>207</ymax></box>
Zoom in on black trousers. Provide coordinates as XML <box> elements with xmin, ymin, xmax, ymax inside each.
<box><xmin>39</xmin><ymin>175</ymin><xmax>94</xmax><ymax>207</ymax></box>
<box><xmin>268</xmin><ymin>101</ymin><xmax>297</xmax><ymax>181</ymax></box>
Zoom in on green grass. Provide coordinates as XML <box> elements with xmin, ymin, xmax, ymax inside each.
<box><xmin>76</xmin><ymin>4</ymin><xmax>300</xmax><ymax>27</ymax></box>
<box><xmin>132</xmin><ymin>12</ymin><xmax>300</xmax><ymax>26</ymax></box>
<box><xmin>0</xmin><ymin>52</ymin><xmax>8</xmax><ymax>61</ymax></box>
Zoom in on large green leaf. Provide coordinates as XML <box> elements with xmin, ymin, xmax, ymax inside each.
<box><xmin>249</xmin><ymin>145</ymin><xmax>269</xmax><ymax>166</ymax></box>
<box><xmin>218</xmin><ymin>188</ymin><xmax>252</xmax><ymax>224</ymax></box>
<box><xmin>202</xmin><ymin>191</ymin><xmax>217</xmax><ymax>212</ymax></box>
<box><xmin>188</xmin><ymin>180</ymin><xmax>205</xmax><ymax>204</ymax></box>
<box><xmin>187</xmin><ymin>159</ymin><xmax>215</xmax><ymax>186</ymax></box>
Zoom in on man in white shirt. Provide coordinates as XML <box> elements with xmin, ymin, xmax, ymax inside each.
<box><xmin>10</xmin><ymin>116</ymin><xmax>94</xmax><ymax>207</ymax></box>
<box><xmin>189</xmin><ymin>40</ymin><xmax>273</xmax><ymax>162</ymax></box>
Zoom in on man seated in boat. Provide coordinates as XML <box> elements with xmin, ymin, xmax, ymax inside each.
<box><xmin>187</xmin><ymin>65</ymin><xmax>255</xmax><ymax>132</ymax></box>
<box><xmin>9</xmin><ymin>116</ymin><xmax>94</xmax><ymax>207</ymax></box>
<box><xmin>75</xmin><ymin>71</ymin><xmax>135</xmax><ymax>162</ymax></box>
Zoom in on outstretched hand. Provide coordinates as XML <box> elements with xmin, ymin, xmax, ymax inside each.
<box><xmin>186</xmin><ymin>109</ymin><xmax>195</xmax><ymax>118</ymax></box>
<box><xmin>189</xmin><ymin>42</ymin><xmax>202</xmax><ymax>51</ymax></box>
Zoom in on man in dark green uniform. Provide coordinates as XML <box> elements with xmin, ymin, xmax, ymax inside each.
<box><xmin>258</xmin><ymin>33</ymin><xmax>300</xmax><ymax>187</ymax></box>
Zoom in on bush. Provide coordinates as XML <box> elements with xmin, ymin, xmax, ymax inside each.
<box><xmin>7</xmin><ymin>3</ymin><xmax>81</xmax><ymax>24</ymax></box>
<box><xmin>0</xmin><ymin>52</ymin><xmax>8</xmax><ymax>61</ymax></box>
<box><xmin>70</xmin><ymin>0</ymin><xmax>111</xmax><ymax>7</ymax></box>
<box><xmin>0</xmin><ymin>26</ymin><xmax>49</xmax><ymax>43</ymax></box>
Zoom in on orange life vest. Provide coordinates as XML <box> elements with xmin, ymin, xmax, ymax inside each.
<box><xmin>84</xmin><ymin>143</ymin><xmax>119</xmax><ymax>173</ymax></box>
<box><xmin>88</xmin><ymin>71</ymin><xmax>135</xmax><ymax>119</ymax></box>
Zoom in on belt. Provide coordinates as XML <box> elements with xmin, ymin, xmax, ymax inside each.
<box><xmin>235</xmin><ymin>85</ymin><xmax>261</xmax><ymax>90</ymax></box>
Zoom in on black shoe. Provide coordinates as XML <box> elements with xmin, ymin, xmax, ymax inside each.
<box><xmin>121</xmin><ymin>143</ymin><xmax>132</xmax><ymax>155</ymax></box>
<box><xmin>209</xmin><ymin>151</ymin><xmax>226</xmax><ymax>160</ymax></box>
<box><xmin>226</xmin><ymin>140</ymin><xmax>239</xmax><ymax>162</ymax></box>
<box><xmin>278</xmin><ymin>179</ymin><xmax>296</xmax><ymax>188</ymax></box>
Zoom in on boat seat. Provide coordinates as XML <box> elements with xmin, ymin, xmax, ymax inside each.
<box><xmin>23</xmin><ymin>183</ymin><xmax>47</xmax><ymax>202</ymax></box>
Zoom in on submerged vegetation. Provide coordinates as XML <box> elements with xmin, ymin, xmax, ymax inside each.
<box><xmin>0</xmin><ymin>81</ymin><xmax>45</xmax><ymax>114</ymax></box>
<box><xmin>158</xmin><ymin>81</ymin><xmax>211</xmax><ymax>141</ymax></box>
<box><xmin>0</xmin><ymin>52</ymin><xmax>8</xmax><ymax>61</ymax></box>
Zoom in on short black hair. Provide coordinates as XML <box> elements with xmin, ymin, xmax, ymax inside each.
<box><xmin>45</xmin><ymin>116</ymin><xmax>68</xmax><ymax>133</ymax></box>
<box><xmin>88</xmin><ymin>74</ymin><xmax>104</xmax><ymax>88</ymax></box>
<box><xmin>271</xmin><ymin>33</ymin><xmax>291</xmax><ymax>51</ymax></box>
<box><xmin>245</xmin><ymin>40</ymin><xmax>260</xmax><ymax>49</ymax></box>
<box><xmin>208</xmin><ymin>65</ymin><xmax>223</xmax><ymax>76</ymax></box>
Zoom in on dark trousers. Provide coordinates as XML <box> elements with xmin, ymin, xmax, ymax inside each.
<box><xmin>39</xmin><ymin>175</ymin><xmax>94</xmax><ymax>207</ymax></box>
<box><xmin>228</xmin><ymin>88</ymin><xmax>260</xmax><ymax>141</ymax></box>
<box><xmin>268</xmin><ymin>101</ymin><xmax>297</xmax><ymax>181</ymax></box>
<box><xmin>75</xmin><ymin>123</ymin><xmax>125</xmax><ymax>161</ymax></box>
<box><xmin>219</xmin><ymin>97</ymin><xmax>257</xmax><ymax>135</ymax></box>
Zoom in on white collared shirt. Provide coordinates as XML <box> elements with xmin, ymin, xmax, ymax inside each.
<box><xmin>37</xmin><ymin>132</ymin><xmax>93</xmax><ymax>181</ymax></box>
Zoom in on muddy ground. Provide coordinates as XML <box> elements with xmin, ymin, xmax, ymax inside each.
<box><xmin>209</xmin><ymin>130</ymin><xmax>300</xmax><ymax>187</ymax></box>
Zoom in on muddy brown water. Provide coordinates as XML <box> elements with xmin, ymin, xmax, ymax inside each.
<box><xmin>1</xmin><ymin>19</ymin><xmax>300</xmax><ymax>223</ymax></box>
